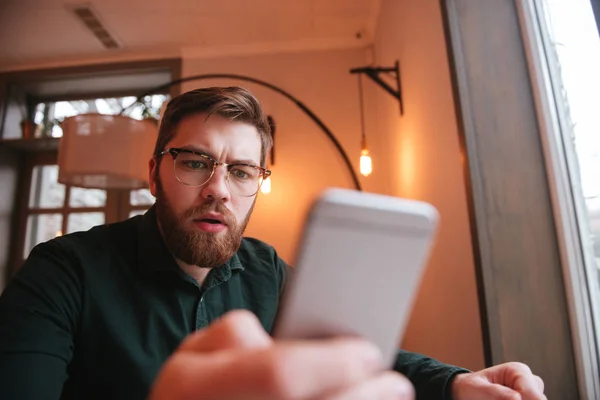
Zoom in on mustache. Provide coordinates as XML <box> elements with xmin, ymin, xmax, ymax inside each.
<box><xmin>182</xmin><ymin>201</ymin><xmax>235</xmax><ymax>226</ymax></box>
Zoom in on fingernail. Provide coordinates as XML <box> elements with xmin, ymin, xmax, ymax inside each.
<box><xmin>362</xmin><ymin>343</ymin><xmax>384</xmax><ymax>368</ymax></box>
<box><xmin>397</xmin><ymin>381</ymin><xmax>414</xmax><ymax>398</ymax></box>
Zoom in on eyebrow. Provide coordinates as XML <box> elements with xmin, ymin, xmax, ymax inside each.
<box><xmin>178</xmin><ymin>145</ymin><xmax>260</xmax><ymax>166</ymax></box>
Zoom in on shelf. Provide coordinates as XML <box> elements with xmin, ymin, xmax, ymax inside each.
<box><xmin>0</xmin><ymin>137</ymin><xmax>60</xmax><ymax>152</ymax></box>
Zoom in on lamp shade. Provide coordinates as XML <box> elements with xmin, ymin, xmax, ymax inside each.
<box><xmin>58</xmin><ymin>114</ymin><xmax>158</xmax><ymax>189</ymax></box>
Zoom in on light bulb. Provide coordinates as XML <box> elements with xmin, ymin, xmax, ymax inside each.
<box><xmin>360</xmin><ymin>148</ymin><xmax>372</xmax><ymax>177</ymax></box>
<box><xmin>55</xmin><ymin>230</ymin><xmax>63</xmax><ymax>237</ymax></box>
<box><xmin>261</xmin><ymin>176</ymin><xmax>271</xmax><ymax>194</ymax></box>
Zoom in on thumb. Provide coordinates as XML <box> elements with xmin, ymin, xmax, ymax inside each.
<box><xmin>469</xmin><ymin>380</ymin><xmax>522</xmax><ymax>400</ymax></box>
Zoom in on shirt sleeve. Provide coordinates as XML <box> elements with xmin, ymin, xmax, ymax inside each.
<box><xmin>275</xmin><ymin>254</ymin><xmax>292</xmax><ymax>296</ymax></box>
<box><xmin>0</xmin><ymin>239</ymin><xmax>82</xmax><ymax>400</ymax></box>
<box><xmin>393</xmin><ymin>349</ymin><xmax>470</xmax><ymax>400</ymax></box>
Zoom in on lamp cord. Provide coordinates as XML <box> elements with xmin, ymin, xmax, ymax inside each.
<box><xmin>357</xmin><ymin>74</ymin><xmax>367</xmax><ymax>150</ymax></box>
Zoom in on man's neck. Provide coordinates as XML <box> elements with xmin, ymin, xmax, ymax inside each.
<box><xmin>175</xmin><ymin>258</ymin><xmax>211</xmax><ymax>287</ymax></box>
<box><xmin>155</xmin><ymin>217</ymin><xmax>211</xmax><ymax>287</ymax></box>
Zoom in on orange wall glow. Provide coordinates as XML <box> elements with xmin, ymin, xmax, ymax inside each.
<box><xmin>397</xmin><ymin>129</ymin><xmax>418</xmax><ymax>199</ymax></box>
<box><xmin>182</xmin><ymin>48</ymin><xmax>377</xmax><ymax>263</ymax></box>
<box><xmin>373</xmin><ymin>0</ymin><xmax>485</xmax><ymax>370</ymax></box>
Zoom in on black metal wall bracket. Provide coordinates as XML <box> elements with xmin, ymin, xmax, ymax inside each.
<box><xmin>350</xmin><ymin>60</ymin><xmax>403</xmax><ymax>115</ymax></box>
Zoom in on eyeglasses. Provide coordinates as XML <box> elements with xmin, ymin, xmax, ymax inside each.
<box><xmin>159</xmin><ymin>147</ymin><xmax>271</xmax><ymax>197</ymax></box>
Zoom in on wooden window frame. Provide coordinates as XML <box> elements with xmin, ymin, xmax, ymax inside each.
<box><xmin>2</xmin><ymin>58</ymin><xmax>181</xmax><ymax>279</ymax></box>
<box><xmin>441</xmin><ymin>0</ymin><xmax>579</xmax><ymax>397</ymax></box>
<box><xmin>11</xmin><ymin>152</ymin><xmax>156</xmax><ymax>275</ymax></box>
<box><xmin>9</xmin><ymin>132</ymin><xmax>160</xmax><ymax>276</ymax></box>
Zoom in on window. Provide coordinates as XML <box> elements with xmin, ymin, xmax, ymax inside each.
<box><xmin>520</xmin><ymin>0</ymin><xmax>600</xmax><ymax>395</ymax></box>
<box><xmin>19</xmin><ymin>157</ymin><xmax>156</xmax><ymax>262</ymax></box>
<box><xmin>14</xmin><ymin>93</ymin><xmax>166</xmax><ymax>268</ymax></box>
<box><xmin>538</xmin><ymin>0</ymin><xmax>600</xmax><ymax>269</ymax></box>
<box><xmin>129</xmin><ymin>189</ymin><xmax>156</xmax><ymax>217</ymax></box>
<box><xmin>24</xmin><ymin>164</ymin><xmax>106</xmax><ymax>257</ymax></box>
<box><xmin>32</xmin><ymin>95</ymin><xmax>167</xmax><ymax>138</ymax></box>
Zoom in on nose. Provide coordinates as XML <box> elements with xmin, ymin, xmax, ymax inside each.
<box><xmin>200</xmin><ymin>165</ymin><xmax>231</xmax><ymax>202</ymax></box>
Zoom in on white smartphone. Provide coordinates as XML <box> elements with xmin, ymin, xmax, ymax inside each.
<box><xmin>272</xmin><ymin>188</ymin><xmax>439</xmax><ymax>366</ymax></box>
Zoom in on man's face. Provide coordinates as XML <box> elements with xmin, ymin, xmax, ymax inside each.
<box><xmin>149</xmin><ymin>113</ymin><xmax>262</xmax><ymax>268</ymax></box>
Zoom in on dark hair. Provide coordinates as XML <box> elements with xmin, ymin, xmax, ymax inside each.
<box><xmin>154</xmin><ymin>86</ymin><xmax>272</xmax><ymax>167</ymax></box>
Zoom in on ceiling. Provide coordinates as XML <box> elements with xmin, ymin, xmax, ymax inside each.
<box><xmin>0</xmin><ymin>0</ymin><xmax>380</xmax><ymax>72</ymax></box>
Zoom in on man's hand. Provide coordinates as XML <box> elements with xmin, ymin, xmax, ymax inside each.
<box><xmin>452</xmin><ymin>362</ymin><xmax>546</xmax><ymax>400</ymax></box>
<box><xmin>149</xmin><ymin>310</ymin><xmax>414</xmax><ymax>400</ymax></box>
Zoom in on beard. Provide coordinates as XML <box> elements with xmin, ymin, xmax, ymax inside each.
<box><xmin>155</xmin><ymin>179</ymin><xmax>254</xmax><ymax>268</ymax></box>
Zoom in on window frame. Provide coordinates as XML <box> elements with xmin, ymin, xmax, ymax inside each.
<box><xmin>2</xmin><ymin>59</ymin><xmax>180</xmax><ymax>278</ymax></box>
<box><xmin>517</xmin><ymin>0</ymin><xmax>600</xmax><ymax>396</ymax></box>
<box><xmin>11</xmin><ymin>151</ymin><xmax>155</xmax><ymax>275</ymax></box>
<box><xmin>441</xmin><ymin>0</ymin><xmax>579</xmax><ymax>396</ymax></box>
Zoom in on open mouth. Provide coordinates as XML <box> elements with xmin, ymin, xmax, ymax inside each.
<box><xmin>193</xmin><ymin>213</ymin><xmax>227</xmax><ymax>232</ymax></box>
<box><xmin>199</xmin><ymin>219</ymin><xmax>223</xmax><ymax>225</ymax></box>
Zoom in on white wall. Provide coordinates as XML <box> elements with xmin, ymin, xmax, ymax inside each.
<box><xmin>372</xmin><ymin>0</ymin><xmax>485</xmax><ymax>370</ymax></box>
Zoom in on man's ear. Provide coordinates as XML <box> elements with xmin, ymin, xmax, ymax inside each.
<box><xmin>149</xmin><ymin>157</ymin><xmax>158</xmax><ymax>197</ymax></box>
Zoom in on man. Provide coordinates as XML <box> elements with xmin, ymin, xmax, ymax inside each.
<box><xmin>0</xmin><ymin>87</ymin><xmax>545</xmax><ymax>399</ymax></box>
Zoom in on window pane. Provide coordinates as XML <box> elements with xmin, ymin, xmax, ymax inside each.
<box><xmin>69</xmin><ymin>187</ymin><xmax>107</xmax><ymax>208</ymax></box>
<box><xmin>29</xmin><ymin>165</ymin><xmax>65</xmax><ymax>209</ymax></box>
<box><xmin>49</xmin><ymin>101</ymin><xmax>82</xmax><ymax>137</ymax></box>
<box><xmin>589</xmin><ymin>197</ymin><xmax>600</xmax><ymax>268</ymax></box>
<box><xmin>130</xmin><ymin>188</ymin><xmax>155</xmax><ymax>206</ymax></box>
<box><xmin>122</xmin><ymin>94</ymin><xmax>168</xmax><ymax>120</ymax></box>
<box><xmin>24</xmin><ymin>214</ymin><xmax>62</xmax><ymax>258</ymax></box>
<box><xmin>45</xmin><ymin>94</ymin><xmax>169</xmax><ymax>138</ymax></box>
<box><xmin>129</xmin><ymin>209</ymin><xmax>147</xmax><ymax>218</ymax></box>
<box><xmin>536</xmin><ymin>0</ymin><xmax>600</xmax><ymax>386</ymax></box>
<box><xmin>67</xmin><ymin>212</ymin><xmax>105</xmax><ymax>234</ymax></box>
<box><xmin>33</xmin><ymin>103</ymin><xmax>45</xmax><ymax>124</ymax></box>
<box><xmin>541</xmin><ymin>2</ymin><xmax>600</xmax><ymax>275</ymax></box>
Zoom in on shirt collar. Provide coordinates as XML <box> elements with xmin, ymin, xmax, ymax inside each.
<box><xmin>136</xmin><ymin>205</ymin><xmax>244</xmax><ymax>276</ymax></box>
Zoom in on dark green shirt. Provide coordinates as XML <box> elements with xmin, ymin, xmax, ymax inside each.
<box><xmin>0</xmin><ymin>207</ymin><xmax>467</xmax><ymax>400</ymax></box>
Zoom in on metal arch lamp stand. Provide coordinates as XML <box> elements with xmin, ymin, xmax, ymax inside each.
<box><xmin>121</xmin><ymin>73</ymin><xmax>363</xmax><ymax>191</ymax></box>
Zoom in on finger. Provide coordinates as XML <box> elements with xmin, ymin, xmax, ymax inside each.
<box><xmin>250</xmin><ymin>338</ymin><xmax>384</xmax><ymax>399</ymax></box>
<box><xmin>179</xmin><ymin>310</ymin><xmax>272</xmax><ymax>352</ymax></box>
<box><xmin>534</xmin><ymin>375</ymin><xmax>545</xmax><ymax>395</ymax></box>
<box><xmin>467</xmin><ymin>379</ymin><xmax>522</xmax><ymax>400</ymax></box>
<box><xmin>153</xmin><ymin>338</ymin><xmax>384</xmax><ymax>400</ymax></box>
<box><xmin>485</xmin><ymin>362</ymin><xmax>542</xmax><ymax>399</ymax></box>
<box><xmin>511</xmin><ymin>368</ymin><xmax>545</xmax><ymax>399</ymax></box>
<box><xmin>320</xmin><ymin>371</ymin><xmax>414</xmax><ymax>400</ymax></box>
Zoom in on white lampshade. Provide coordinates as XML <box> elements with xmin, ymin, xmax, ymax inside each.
<box><xmin>58</xmin><ymin>114</ymin><xmax>158</xmax><ymax>189</ymax></box>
